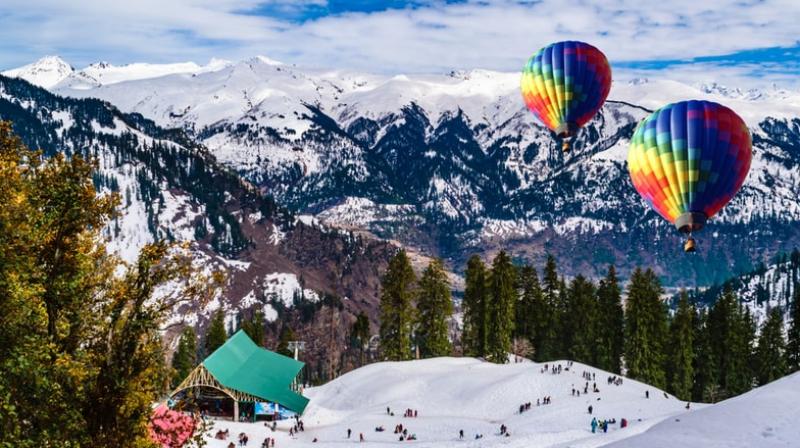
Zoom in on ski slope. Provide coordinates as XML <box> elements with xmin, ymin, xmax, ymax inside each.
<box><xmin>606</xmin><ymin>372</ymin><xmax>800</xmax><ymax>448</ymax></box>
<box><xmin>203</xmin><ymin>357</ymin><xmax>698</xmax><ymax>448</ymax></box>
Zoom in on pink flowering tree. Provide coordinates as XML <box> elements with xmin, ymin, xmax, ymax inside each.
<box><xmin>149</xmin><ymin>404</ymin><xmax>196</xmax><ymax>448</ymax></box>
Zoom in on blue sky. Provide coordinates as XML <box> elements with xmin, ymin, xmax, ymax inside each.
<box><xmin>1</xmin><ymin>0</ymin><xmax>799</xmax><ymax>88</ymax></box>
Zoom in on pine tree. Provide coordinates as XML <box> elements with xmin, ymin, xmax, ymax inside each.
<box><xmin>787</xmin><ymin>288</ymin><xmax>800</xmax><ymax>372</ymax></box>
<box><xmin>485</xmin><ymin>251</ymin><xmax>516</xmax><ymax>363</ymax></box>
<box><xmin>667</xmin><ymin>292</ymin><xmax>694</xmax><ymax>401</ymax></box>
<box><xmin>277</xmin><ymin>325</ymin><xmax>297</xmax><ymax>358</ymax></box>
<box><xmin>416</xmin><ymin>258</ymin><xmax>454</xmax><ymax>358</ymax></box>
<box><xmin>563</xmin><ymin>275</ymin><xmax>597</xmax><ymax>364</ymax></box>
<box><xmin>755</xmin><ymin>307</ymin><xmax>788</xmax><ymax>385</ymax></box>
<box><xmin>692</xmin><ymin>308</ymin><xmax>718</xmax><ymax>402</ymax></box>
<box><xmin>350</xmin><ymin>311</ymin><xmax>371</xmax><ymax>366</ymax></box>
<box><xmin>515</xmin><ymin>265</ymin><xmax>541</xmax><ymax>352</ymax></box>
<box><xmin>240</xmin><ymin>310</ymin><xmax>266</xmax><ymax>346</ymax></box>
<box><xmin>462</xmin><ymin>255</ymin><xmax>489</xmax><ymax>357</ymax></box>
<box><xmin>707</xmin><ymin>288</ymin><xmax>753</xmax><ymax>397</ymax></box>
<box><xmin>205</xmin><ymin>309</ymin><xmax>228</xmax><ymax>355</ymax></box>
<box><xmin>595</xmin><ymin>265</ymin><xmax>624</xmax><ymax>373</ymax></box>
<box><xmin>171</xmin><ymin>326</ymin><xmax>198</xmax><ymax>388</ymax></box>
<box><xmin>536</xmin><ymin>255</ymin><xmax>560</xmax><ymax>361</ymax></box>
<box><xmin>624</xmin><ymin>268</ymin><xmax>668</xmax><ymax>389</ymax></box>
<box><xmin>379</xmin><ymin>249</ymin><xmax>416</xmax><ymax>361</ymax></box>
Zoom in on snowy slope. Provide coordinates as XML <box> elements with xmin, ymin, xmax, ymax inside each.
<box><xmin>203</xmin><ymin>357</ymin><xmax>699</xmax><ymax>448</ymax></box>
<box><xmin>605</xmin><ymin>372</ymin><xmax>800</xmax><ymax>448</ymax></box>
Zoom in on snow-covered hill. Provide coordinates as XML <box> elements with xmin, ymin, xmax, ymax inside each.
<box><xmin>10</xmin><ymin>54</ymin><xmax>795</xmax><ymax>285</ymax></box>
<box><xmin>606</xmin><ymin>372</ymin><xmax>800</xmax><ymax>448</ymax></box>
<box><xmin>204</xmin><ymin>357</ymin><xmax>699</xmax><ymax>448</ymax></box>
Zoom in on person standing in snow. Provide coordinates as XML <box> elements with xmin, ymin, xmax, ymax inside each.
<box><xmin>588</xmin><ymin>405</ymin><xmax>593</xmax><ymax>415</ymax></box>
<box><xmin>347</xmin><ymin>428</ymin><xmax>351</xmax><ymax>439</ymax></box>
<box><xmin>459</xmin><ymin>429</ymin><xmax>464</xmax><ymax>439</ymax></box>
<box><xmin>591</xmin><ymin>418</ymin><xmax>598</xmax><ymax>433</ymax></box>
<box><xmin>645</xmin><ymin>390</ymin><xmax>649</xmax><ymax>399</ymax></box>
<box><xmin>360</xmin><ymin>433</ymin><xmax>365</xmax><ymax>442</ymax></box>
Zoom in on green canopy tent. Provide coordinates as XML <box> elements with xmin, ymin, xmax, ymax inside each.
<box><xmin>171</xmin><ymin>330</ymin><xmax>309</xmax><ymax>420</ymax></box>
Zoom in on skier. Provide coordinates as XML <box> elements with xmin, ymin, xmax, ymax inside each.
<box><xmin>603</xmin><ymin>420</ymin><xmax>608</xmax><ymax>433</ymax></box>
<box><xmin>347</xmin><ymin>428</ymin><xmax>351</xmax><ymax>439</ymax></box>
<box><xmin>621</xmin><ymin>418</ymin><xmax>628</xmax><ymax>428</ymax></box>
<box><xmin>591</xmin><ymin>418</ymin><xmax>598</xmax><ymax>433</ymax></box>
<box><xmin>588</xmin><ymin>405</ymin><xmax>593</xmax><ymax>415</ymax></box>
<box><xmin>645</xmin><ymin>390</ymin><xmax>649</xmax><ymax>399</ymax></box>
<box><xmin>686</xmin><ymin>402</ymin><xmax>691</xmax><ymax>410</ymax></box>
<box><xmin>360</xmin><ymin>433</ymin><xmax>365</xmax><ymax>442</ymax></box>
<box><xmin>459</xmin><ymin>429</ymin><xmax>464</xmax><ymax>440</ymax></box>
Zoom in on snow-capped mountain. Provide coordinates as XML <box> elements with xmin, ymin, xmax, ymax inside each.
<box><xmin>0</xmin><ymin>73</ymin><xmax>397</xmax><ymax>360</ymax></box>
<box><xmin>7</xmin><ymin>56</ymin><xmax>800</xmax><ymax>287</ymax></box>
<box><xmin>2</xmin><ymin>55</ymin><xmax>74</xmax><ymax>88</ymax></box>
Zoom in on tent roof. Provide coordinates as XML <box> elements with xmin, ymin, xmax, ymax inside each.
<box><xmin>203</xmin><ymin>330</ymin><xmax>309</xmax><ymax>413</ymax></box>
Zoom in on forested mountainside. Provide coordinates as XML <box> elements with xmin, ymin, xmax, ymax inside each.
<box><xmin>0</xmin><ymin>74</ymin><xmax>398</xmax><ymax>380</ymax></box>
<box><xmin>37</xmin><ymin>56</ymin><xmax>800</xmax><ymax>286</ymax></box>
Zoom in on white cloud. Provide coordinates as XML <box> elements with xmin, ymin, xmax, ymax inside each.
<box><xmin>2</xmin><ymin>0</ymin><xmax>799</xmax><ymax>87</ymax></box>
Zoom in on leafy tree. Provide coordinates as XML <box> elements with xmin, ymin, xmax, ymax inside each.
<box><xmin>624</xmin><ymin>268</ymin><xmax>668</xmax><ymax>389</ymax></box>
<box><xmin>595</xmin><ymin>265</ymin><xmax>624</xmax><ymax>373</ymax></box>
<box><xmin>787</xmin><ymin>289</ymin><xmax>800</xmax><ymax>372</ymax></box>
<box><xmin>485</xmin><ymin>251</ymin><xmax>516</xmax><ymax>363</ymax></box>
<box><xmin>755</xmin><ymin>307</ymin><xmax>787</xmax><ymax>385</ymax></box>
<box><xmin>379</xmin><ymin>250</ymin><xmax>416</xmax><ymax>361</ymax></box>
<box><xmin>667</xmin><ymin>292</ymin><xmax>694</xmax><ymax>401</ymax></box>
<box><xmin>205</xmin><ymin>309</ymin><xmax>228</xmax><ymax>355</ymax></box>
<box><xmin>0</xmin><ymin>122</ymin><xmax>219</xmax><ymax>447</ymax></box>
<box><xmin>562</xmin><ymin>275</ymin><xmax>597</xmax><ymax>364</ymax></box>
<box><xmin>462</xmin><ymin>255</ymin><xmax>488</xmax><ymax>357</ymax></box>
<box><xmin>416</xmin><ymin>259</ymin><xmax>454</xmax><ymax>358</ymax></box>
<box><xmin>171</xmin><ymin>327</ymin><xmax>198</xmax><ymax>388</ymax></box>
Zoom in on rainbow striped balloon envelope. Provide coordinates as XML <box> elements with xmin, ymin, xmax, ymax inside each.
<box><xmin>520</xmin><ymin>41</ymin><xmax>612</xmax><ymax>151</ymax></box>
<box><xmin>627</xmin><ymin>100</ymin><xmax>752</xmax><ymax>252</ymax></box>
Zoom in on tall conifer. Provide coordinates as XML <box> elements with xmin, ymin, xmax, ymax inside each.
<box><xmin>624</xmin><ymin>268</ymin><xmax>668</xmax><ymax>389</ymax></box>
<box><xmin>416</xmin><ymin>259</ymin><xmax>453</xmax><ymax>358</ymax></box>
<box><xmin>462</xmin><ymin>255</ymin><xmax>488</xmax><ymax>357</ymax></box>
<box><xmin>787</xmin><ymin>289</ymin><xmax>800</xmax><ymax>372</ymax></box>
<box><xmin>379</xmin><ymin>249</ymin><xmax>416</xmax><ymax>361</ymax></box>
<box><xmin>667</xmin><ymin>292</ymin><xmax>694</xmax><ymax>401</ymax></box>
<box><xmin>596</xmin><ymin>265</ymin><xmax>624</xmax><ymax>373</ymax></box>
<box><xmin>755</xmin><ymin>307</ymin><xmax>787</xmax><ymax>385</ymax></box>
<box><xmin>486</xmin><ymin>251</ymin><xmax>516</xmax><ymax>363</ymax></box>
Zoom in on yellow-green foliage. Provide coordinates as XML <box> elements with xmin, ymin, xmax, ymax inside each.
<box><xmin>0</xmin><ymin>121</ymin><xmax>220</xmax><ymax>447</ymax></box>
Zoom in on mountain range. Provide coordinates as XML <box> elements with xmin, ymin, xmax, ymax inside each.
<box><xmin>2</xmin><ymin>54</ymin><xmax>800</xmax><ymax>352</ymax></box>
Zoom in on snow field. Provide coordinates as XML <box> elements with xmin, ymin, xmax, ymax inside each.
<box><xmin>204</xmin><ymin>357</ymin><xmax>698</xmax><ymax>448</ymax></box>
<box><xmin>606</xmin><ymin>372</ymin><xmax>800</xmax><ymax>448</ymax></box>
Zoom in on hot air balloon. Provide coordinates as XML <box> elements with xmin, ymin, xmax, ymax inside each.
<box><xmin>520</xmin><ymin>41</ymin><xmax>612</xmax><ymax>152</ymax></box>
<box><xmin>627</xmin><ymin>100</ymin><xmax>752</xmax><ymax>252</ymax></box>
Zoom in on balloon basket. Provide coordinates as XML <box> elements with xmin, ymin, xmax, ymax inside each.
<box><xmin>684</xmin><ymin>237</ymin><xmax>697</xmax><ymax>253</ymax></box>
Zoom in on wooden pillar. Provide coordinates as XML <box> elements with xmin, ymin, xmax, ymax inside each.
<box><xmin>233</xmin><ymin>400</ymin><xmax>239</xmax><ymax>422</ymax></box>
